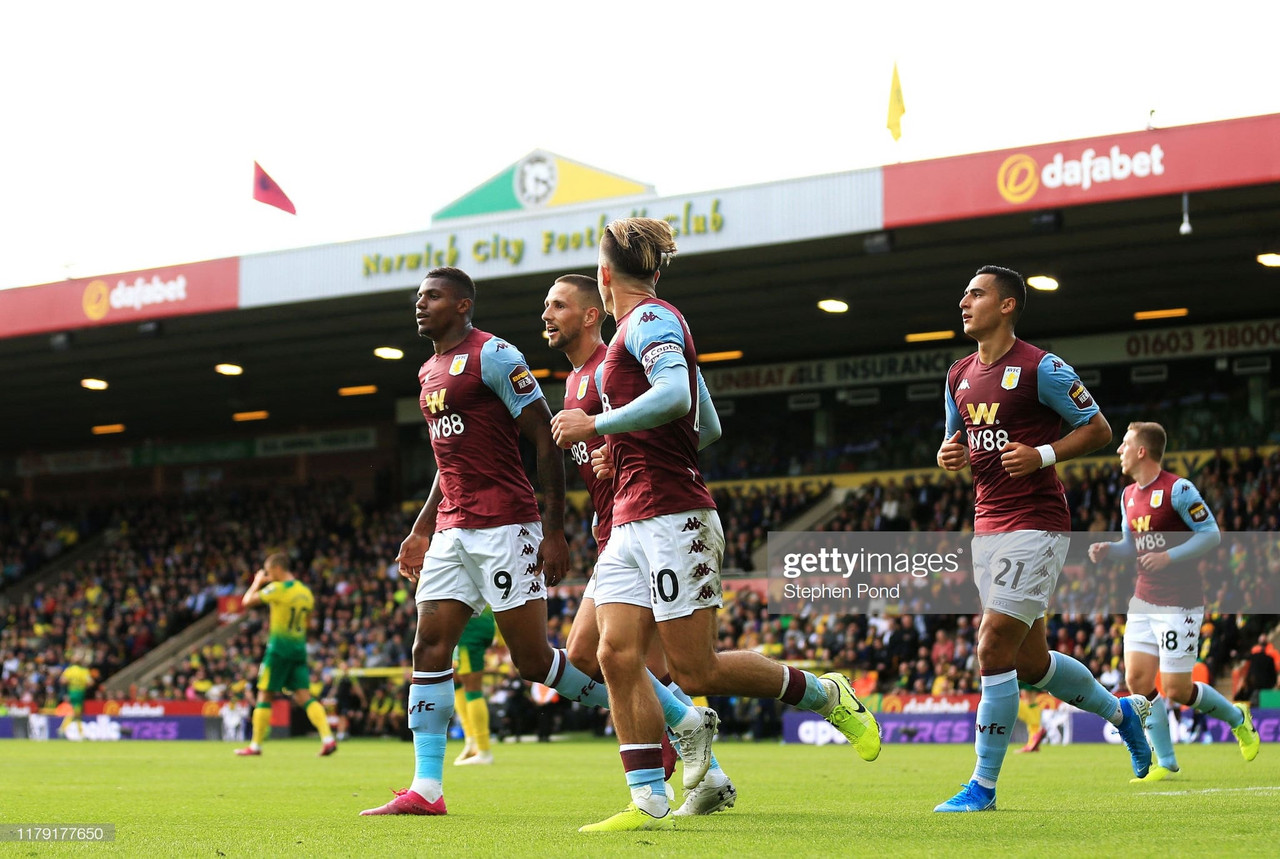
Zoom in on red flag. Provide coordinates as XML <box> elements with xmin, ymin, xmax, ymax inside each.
<box><xmin>253</xmin><ymin>161</ymin><xmax>296</xmax><ymax>214</ymax></box>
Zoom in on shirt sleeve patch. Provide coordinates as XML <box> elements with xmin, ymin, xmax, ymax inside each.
<box><xmin>509</xmin><ymin>365</ymin><xmax>537</xmax><ymax>396</ymax></box>
<box><xmin>1068</xmin><ymin>379</ymin><xmax>1094</xmax><ymax>410</ymax></box>
<box><xmin>1188</xmin><ymin>502</ymin><xmax>1209</xmax><ymax>523</ymax></box>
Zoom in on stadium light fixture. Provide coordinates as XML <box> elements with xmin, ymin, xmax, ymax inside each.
<box><xmin>374</xmin><ymin>346</ymin><xmax>404</xmax><ymax>360</ymax></box>
<box><xmin>1134</xmin><ymin>308</ymin><xmax>1189</xmax><ymax>321</ymax></box>
<box><xmin>531</xmin><ymin>369</ymin><xmax>551</xmax><ymax>379</ymax></box>
<box><xmin>81</xmin><ymin>378</ymin><xmax>108</xmax><ymax>391</ymax></box>
<box><xmin>817</xmin><ymin>299</ymin><xmax>849</xmax><ymax>314</ymax></box>
<box><xmin>553</xmin><ymin>370</ymin><xmax>571</xmax><ymax>380</ymax></box>
<box><xmin>698</xmin><ymin>350</ymin><xmax>744</xmax><ymax>363</ymax></box>
<box><xmin>92</xmin><ymin>423</ymin><xmax>125</xmax><ymax>435</ymax></box>
<box><xmin>338</xmin><ymin>385</ymin><xmax>378</xmax><ymax>396</ymax></box>
<box><xmin>233</xmin><ymin>410</ymin><xmax>269</xmax><ymax>422</ymax></box>
<box><xmin>1257</xmin><ymin>253</ymin><xmax>1280</xmax><ymax>267</ymax></box>
<box><xmin>1027</xmin><ymin>275</ymin><xmax>1059</xmax><ymax>291</ymax></box>
<box><xmin>215</xmin><ymin>363</ymin><xmax>243</xmax><ymax>376</ymax></box>
<box><xmin>905</xmin><ymin>330</ymin><xmax>956</xmax><ymax>343</ymax></box>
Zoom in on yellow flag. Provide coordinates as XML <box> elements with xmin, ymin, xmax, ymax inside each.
<box><xmin>887</xmin><ymin>62</ymin><xmax>906</xmax><ymax>141</ymax></box>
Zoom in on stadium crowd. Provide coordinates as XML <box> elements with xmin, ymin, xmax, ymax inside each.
<box><xmin>3</xmin><ymin>445</ymin><xmax>1276</xmax><ymax>741</ymax></box>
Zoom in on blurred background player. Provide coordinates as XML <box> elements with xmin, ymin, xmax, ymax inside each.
<box><xmin>453</xmin><ymin>607</ymin><xmax>496</xmax><ymax>765</ymax></box>
<box><xmin>57</xmin><ymin>662</ymin><xmax>93</xmax><ymax>739</ymax></box>
<box><xmin>935</xmin><ymin>265</ymin><xmax>1149</xmax><ymax>812</ymax></box>
<box><xmin>235</xmin><ymin>553</ymin><xmax>336</xmax><ymax>757</ymax></box>
<box><xmin>1089</xmin><ymin>421</ymin><xmax>1259</xmax><ymax>781</ymax></box>
<box><xmin>544</xmin><ymin>273</ymin><xmax>736</xmax><ymax>816</ymax></box>
<box><xmin>553</xmin><ymin>220</ymin><xmax>879</xmax><ymax>832</ymax></box>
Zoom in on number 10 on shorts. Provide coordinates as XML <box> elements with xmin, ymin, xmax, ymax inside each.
<box><xmin>650</xmin><ymin>568</ymin><xmax>679</xmax><ymax>604</ymax></box>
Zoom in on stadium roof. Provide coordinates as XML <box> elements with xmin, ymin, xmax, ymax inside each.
<box><xmin>3</xmin><ymin>115</ymin><xmax>1279</xmax><ymax>457</ymax></box>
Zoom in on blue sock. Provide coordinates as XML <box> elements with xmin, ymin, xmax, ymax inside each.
<box><xmin>1034</xmin><ymin>651</ymin><xmax>1120</xmax><ymax>724</ymax></box>
<box><xmin>408</xmin><ymin>671</ymin><xmax>454</xmax><ymax>801</ymax></box>
<box><xmin>796</xmin><ymin>671</ymin><xmax>829</xmax><ymax>711</ymax></box>
<box><xmin>1191</xmin><ymin>682</ymin><xmax>1243</xmax><ymax>728</ymax></box>
<box><xmin>668</xmin><ymin>681</ymin><xmax>722</xmax><ymax>773</ymax></box>
<box><xmin>972</xmin><ymin>669</ymin><xmax>1018</xmax><ymax>788</ymax></box>
<box><xmin>621</xmin><ymin>744</ymin><xmax>669</xmax><ymax>816</ymax></box>
<box><xmin>1146</xmin><ymin>696</ymin><xmax>1179</xmax><ymax>769</ymax></box>
<box><xmin>545</xmin><ymin>648</ymin><xmax>612</xmax><ymax>709</ymax></box>
<box><xmin>649</xmin><ymin>671</ymin><xmax>698</xmax><ymax>731</ymax></box>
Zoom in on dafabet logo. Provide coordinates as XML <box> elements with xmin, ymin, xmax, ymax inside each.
<box><xmin>997</xmin><ymin>143</ymin><xmax>1166</xmax><ymax>204</ymax></box>
<box><xmin>81</xmin><ymin>274</ymin><xmax>190</xmax><ymax>320</ymax></box>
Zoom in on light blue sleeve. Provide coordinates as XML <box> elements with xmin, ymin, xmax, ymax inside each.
<box><xmin>593</xmin><ymin>306</ymin><xmax>693</xmax><ymax>435</ymax></box>
<box><xmin>479</xmin><ymin>337</ymin><xmax>544</xmax><ymax>418</ymax></box>
<box><xmin>1037</xmin><ymin>353</ymin><xmax>1099</xmax><ymax>429</ymax></box>
<box><xmin>624</xmin><ymin>303</ymin><xmax>690</xmax><ymax>381</ymax></box>
<box><xmin>1166</xmin><ymin>478</ymin><xmax>1221</xmax><ymax>561</ymax></box>
<box><xmin>1109</xmin><ymin>509</ymin><xmax>1137</xmax><ymax>560</ymax></box>
<box><xmin>944</xmin><ymin>380</ymin><xmax>964</xmax><ymax>442</ymax></box>
<box><xmin>695</xmin><ymin>368</ymin><xmax>721</xmax><ymax>450</ymax></box>
<box><xmin>593</xmin><ymin>363</ymin><xmax>690</xmax><ymax>435</ymax></box>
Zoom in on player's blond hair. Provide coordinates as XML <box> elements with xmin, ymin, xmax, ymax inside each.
<box><xmin>601</xmin><ymin>218</ymin><xmax>677</xmax><ymax>282</ymax></box>
<box><xmin>1127</xmin><ymin>421</ymin><xmax>1167</xmax><ymax>463</ymax></box>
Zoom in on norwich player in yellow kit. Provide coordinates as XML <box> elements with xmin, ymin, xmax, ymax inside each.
<box><xmin>235</xmin><ymin>553</ymin><xmax>336</xmax><ymax>757</ymax></box>
<box><xmin>58</xmin><ymin>664</ymin><xmax>93</xmax><ymax>739</ymax></box>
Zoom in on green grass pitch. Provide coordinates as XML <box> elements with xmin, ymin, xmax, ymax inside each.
<box><xmin>3</xmin><ymin>737</ymin><xmax>1275</xmax><ymax>856</ymax></box>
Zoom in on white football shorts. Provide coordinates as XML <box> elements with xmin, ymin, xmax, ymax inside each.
<box><xmin>416</xmin><ymin>521</ymin><xmax>545</xmax><ymax>614</ymax></box>
<box><xmin>971</xmin><ymin>530</ymin><xmax>1069</xmax><ymax>626</ymax></box>
<box><xmin>593</xmin><ymin>508</ymin><xmax>724</xmax><ymax>622</ymax></box>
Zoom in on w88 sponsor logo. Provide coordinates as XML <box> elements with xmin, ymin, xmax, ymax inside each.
<box><xmin>967</xmin><ymin>428</ymin><xmax>1010</xmax><ymax>451</ymax></box>
<box><xmin>428</xmin><ymin>413</ymin><xmax>466</xmax><ymax>439</ymax></box>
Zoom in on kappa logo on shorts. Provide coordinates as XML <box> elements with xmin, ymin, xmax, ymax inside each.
<box><xmin>692</xmin><ymin>562</ymin><xmax>715</xmax><ymax>579</ymax></box>
<box><xmin>687</xmin><ymin>539</ymin><xmax>709</xmax><ymax>554</ymax></box>
<box><xmin>518</xmin><ymin>526</ymin><xmax>530</xmax><ymax>536</ymax></box>
<box><xmin>696</xmin><ymin>584</ymin><xmax>718</xmax><ymax>601</ymax></box>
<box><xmin>526</xmin><ymin>580</ymin><xmax>543</xmax><ymax>595</ymax></box>
<box><xmin>525</xmin><ymin>563</ymin><xmax>538</xmax><ymax>575</ymax></box>
<box><xmin>681</xmin><ymin>517</ymin><xmax>704</xmax><ymax>531</ymax></box>
<box><xmin>520</xmin><ymin>544</ymin><xmax>535</xmax><ymax>556</ymax></box>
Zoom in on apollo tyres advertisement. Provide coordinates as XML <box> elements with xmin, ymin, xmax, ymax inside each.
<box><xmin>0</xmin><ymin>257</ymin><xmax>240</xmax><ymax>339</ymax></box>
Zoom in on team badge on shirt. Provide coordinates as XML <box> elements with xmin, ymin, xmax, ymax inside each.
<box><xmin>449</xmin><ymin>355</ymin><xmax>468</xmax><ymax>376</ymax></box>
<box><xmin>1150</xmin><ymin>490</ymin><xmax>1164</xmax><ymax>508</ymax></box>
<box><xmin>576</xmin><ymin>377</ymin><xmax>589</xmax><ymax>400</ymax></box>
<box><xmin>1001</xmin><ymin>366</ymin><xmax>1021</xmax><ymax>390</ymax></box>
